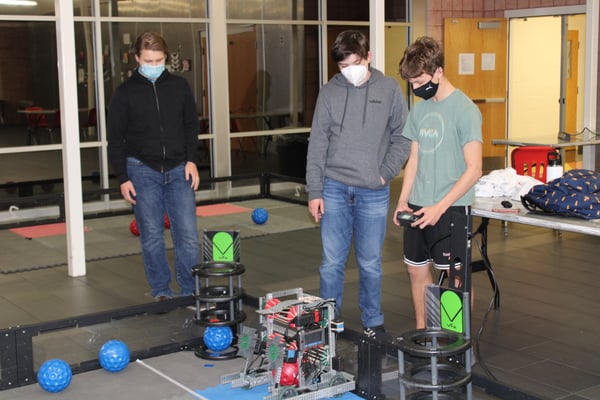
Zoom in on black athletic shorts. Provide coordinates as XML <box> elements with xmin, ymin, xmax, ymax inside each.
<box><xmin>403</xmin><ymin>204</ymin><xmax>471</xmax><ymax>269</ymax></box>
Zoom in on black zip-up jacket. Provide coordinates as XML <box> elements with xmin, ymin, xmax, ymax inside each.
<box><xmin>107</xmin><ymin>69</ymin><xmax>200</xmax><ymax>184</ymax></box>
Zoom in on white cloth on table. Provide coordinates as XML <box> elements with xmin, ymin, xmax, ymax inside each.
<box><xmin>475</xmin><ymin>168</ymin><xmax>544</xmax><ymax>200</ymax></box>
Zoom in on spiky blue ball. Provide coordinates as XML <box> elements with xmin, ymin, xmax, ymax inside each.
<box><xmin>37</xmin><ymin>359</ymin><xmax>72</xmax><ymax>393</ymax></box>
<box><xmin>251</xmin><ymin>208</ymin><xmax>269</xmax><ymax>225</ymax></box>
<box><xmin>99</xmin><ymin>340</ymin><xmax>130</xmax><ymax>372</ymax></box>
<box><xmin>203</xmin><ymin>326</ymin><xmax>233</xmax><ymax>352</ymax></box>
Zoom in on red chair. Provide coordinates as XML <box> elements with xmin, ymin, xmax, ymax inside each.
<box><xmin>510</xmin><ymin>146</ymin><xmax>563</xmax><ymax>236</ymax></box>
<box><xmin>24</xmin><ymin>106</ymin><xmax>53</xmax><ymax>145</ymax></box>
<box><xmin>511</xmin><ymin>146</ymin><xmax>558</xmax><ymax>183</ymax></box>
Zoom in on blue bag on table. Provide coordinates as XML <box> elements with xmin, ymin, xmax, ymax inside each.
<box><xmin>520</xmin><ymin>169</ymin><xmax>600</xmax><ymax>220</ymax></box>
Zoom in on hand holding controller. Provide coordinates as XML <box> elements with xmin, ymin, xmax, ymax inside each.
<box><xmin>396</xmin><ymin>211</ymin><xmax>421</xmax><ymax>226</ymax></box>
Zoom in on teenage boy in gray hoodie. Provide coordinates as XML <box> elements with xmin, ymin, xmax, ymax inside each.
<box><xmin>306</xmin><ymin>30</ymin><xmax>410</xmax><ymax>340</ymax></box>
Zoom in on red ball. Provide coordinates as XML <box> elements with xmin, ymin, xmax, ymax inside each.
<box><xmin>279</xmin><ymin>362</ymin><xmax>298</xmax><ymax>386</ymax></box>
<box><xmin>129</xmin><ymin>219</ymin><xmax>140</xmax><ymax>236</ymax></box>
<box><xmin>163</xmin><ymin>214</ymin><xmax>171</xmax><ymax>229</ymax></box>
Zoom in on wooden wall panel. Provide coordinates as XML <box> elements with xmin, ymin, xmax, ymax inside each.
<box><xmin>444</xmin><ymin>18</ymin><xmax>507</xmax><ymax>159</ymax></box>
<box><xmin>477</xmin><ymin>101</ymin><xmax>506</xmax><ymax>158</ymax></box>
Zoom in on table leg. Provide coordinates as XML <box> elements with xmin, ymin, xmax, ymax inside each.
<box><xmin>473</xmin><ymin>218</ymin><xmax>500</xmax><ymax>309</ymax></box>
<box><xmin>28</xmin><ymin>127</ymin><xmax>39</xmax><ymax>145</ymax></box>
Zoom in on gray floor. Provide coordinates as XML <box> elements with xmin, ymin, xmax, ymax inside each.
<box><xmin>0</xmin><ymin>179</ymin><xmax>599</xmax><ymax>399</ymax></box>
<box><xmin>0</xmin><ymin>351</ymin><xmax>245</xmax><ymax>400</ymax></box>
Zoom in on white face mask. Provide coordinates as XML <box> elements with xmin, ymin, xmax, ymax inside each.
<box><xmin>341</xmin><ymin>64</ymin><xmax>368</xmax><ymax>87</ymax></box>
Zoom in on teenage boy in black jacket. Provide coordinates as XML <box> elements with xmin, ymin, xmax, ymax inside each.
<box><xmin>108</xmin><ymin>32</ymin><xmax>200</xmax><ymax>301</ymax></box>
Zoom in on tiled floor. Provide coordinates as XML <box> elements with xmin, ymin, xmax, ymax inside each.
<box><xmin>0</xmin><ymin>178</ymin><xmax>599</xmax><ymax>399</ymax></box>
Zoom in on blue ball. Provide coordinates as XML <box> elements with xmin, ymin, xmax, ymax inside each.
<box><xmin>203</xmin><ymin>326</ymin><xmax>233</xmax><ymax>352</ymax></box>
<box><xmin>38</xmin><ymin>359</ymin><xmax>72</xmax><ymax>393</ymax></box>
<box><xmin>251</xmin><ymin>208</ymin><xmax>269</xmax><ymax>225</ymax></box>
<box><xmin>99</xmin><ymin>340</ymin><xmax>130</xmax><ymax>373</ymax></box>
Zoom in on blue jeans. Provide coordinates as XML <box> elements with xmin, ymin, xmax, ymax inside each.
<box><xmin>319</xmin><ymin>177</ymin><xmax>389</xmax><ymax>328</ymax></box>
<box><xmin>127</xmin><ymin>158</ymin><xmax>199</xmax><ymax>298</ymax></box>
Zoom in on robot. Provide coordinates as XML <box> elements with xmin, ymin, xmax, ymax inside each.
<box><xmin>221</xmin><ymin>288</ymin><xmax>355</xmax><ymax>400</ymax></box>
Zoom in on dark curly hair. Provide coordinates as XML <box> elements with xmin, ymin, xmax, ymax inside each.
<box><xmin>399</xmin><ymin>36</ymin><xmax>444</xmax><ymax>80</ymax></box>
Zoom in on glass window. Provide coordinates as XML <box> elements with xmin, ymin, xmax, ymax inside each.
<box><xmin>327</xmin><ymin>0</ymin><xmax>368</xmax><ymax>21</ymax></box>
<box><xmin>0</xmin><ymin>1</ymin><xmax>54</xmax><ymax>16</ymax></box>
<box><xmin>74</xmin><ymin>0</ymin><xmax>93</xmax><ymax>17</ymax></box>
<box><xmin>227</xmin><ymin>24</ymin><xmax>318</xmax><ymax>131</ymax></box>
<box><xmin>75</xmin><ymin>21</ymin><xmax>101</xmax><ymax>142</ymax></box>
<box><xmin>81</xmin><ymin>147</ymin><xmax>121</xmax><ymax>198</ymax></box>
<box><xmin>226</xmin><ymin>0</ymin><xmax>318</xmax><ymax>20</ymax></box>
<box><xmin>327</xmin><ymin>0</ymin><xmax>408</xmax><ymax>22</ymax></box>
<box><xmin>94</xmin><ymin>0</ymin><xmax>206</xmax><ymax>18</ymax></box>
<box><xmin>385</xmin><ymin>0</ymin><xmax>408</xmax><ymax>23</ymax></box>
<box><xmin>0</xmin><ymin>21</ymin><xmax>59</xmax><ymax>147</ymax></box>
<box><xmin>0</xmin><ymin>150</ymin><xmax>63</xmax><ymax>200</ymax></box>
<box><xmin>385</xmin><ymin>25</ymin><xmax>409</xmax><ymax>95</ymax></box>
<box><xmin>227</xmin><ymin>23</ymin><xmax>318</xmax><ymax>178</ymax></box>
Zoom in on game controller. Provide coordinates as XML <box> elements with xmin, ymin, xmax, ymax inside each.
<box><xmin>396</xmin><ymin>212</ymin><xmax>421</xmax><ymax>226</ymax></box>
<box><xmin>492</xmin><ymin>200</ymin><xmax>520</xmax><ymax>214</ymax></box>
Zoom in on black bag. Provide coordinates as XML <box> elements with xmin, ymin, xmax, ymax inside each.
<box><xmin>520</xmin><ymin>169</ymin><xmax>600</xmax><ymax>220</ymax></box>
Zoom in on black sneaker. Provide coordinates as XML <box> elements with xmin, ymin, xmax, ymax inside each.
<box><xmin>363</xmin><ymin>325</ymin><xmax>393</xmax><ymax>343</ymax></box>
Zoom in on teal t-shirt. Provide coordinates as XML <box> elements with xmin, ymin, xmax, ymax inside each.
<box><xmin>403</xmin><ymin>89</ymin><xmax>482</xmax><ymax>206</ymax></box>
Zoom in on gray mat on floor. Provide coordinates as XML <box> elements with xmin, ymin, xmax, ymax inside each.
<box><xmin>0</xmin><ymin>199</ymin><xmax>316</xmax><ymax>274</ymax></box>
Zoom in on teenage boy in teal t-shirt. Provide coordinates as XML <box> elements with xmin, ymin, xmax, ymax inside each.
<box><xmin>393</xmin><ymin>36</ymin><xmax>483</xmax><ymax>329</ymax></box>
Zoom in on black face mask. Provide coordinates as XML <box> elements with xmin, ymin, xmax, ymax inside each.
<box><xmin>412</xmin><ymin>79</ymin><xmax>439</xmax><ymax>100</ymax></box>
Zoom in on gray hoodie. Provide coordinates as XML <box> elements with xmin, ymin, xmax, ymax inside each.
<box><xmin>306</xmin><ymin>68</ymin><xmax>410</xmax><ymax>200</ymax></box>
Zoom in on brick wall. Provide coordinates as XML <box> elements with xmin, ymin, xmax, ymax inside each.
<box><xmin>427</xmin><ymin>0</ymin><xmax>586</xmax><ymax>41</ymax></box>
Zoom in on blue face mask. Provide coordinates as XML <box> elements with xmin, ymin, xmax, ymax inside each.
<box><xmin>139</xmin><ymin>64</ymin><xmax>165</xmax><ymax>82</ymax></box>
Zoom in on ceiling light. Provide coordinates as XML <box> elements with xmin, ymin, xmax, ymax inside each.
<box><xmin>0</xmin><ymin>0</ymin><xmax>38</xmax><ymax>6</ymax></box>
